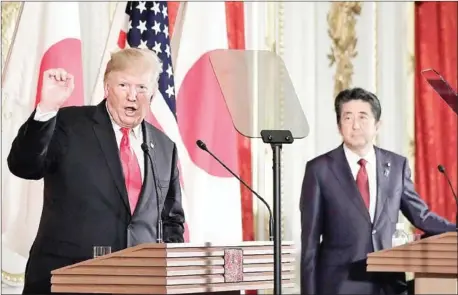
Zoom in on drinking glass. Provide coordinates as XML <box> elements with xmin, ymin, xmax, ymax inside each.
<box><xmin>93</xmin><ymin>246</ymin><xmax>111</xmax><ymax>258</ymax></box>
<box><xmin>411</xmin><ymin>233</ymin><xmax>422</xmax><ymax>242</ymax></box>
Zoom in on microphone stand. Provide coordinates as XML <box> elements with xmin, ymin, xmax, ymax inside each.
<box><xmin>196</xmin><ymin>130</ymin><xmax>293</xmax><ymax>295</ymax></box>
<box><xmin>438</xmin><ymin>165</ymin><xmax>458</xmax><ymax>232</ymax></box>
<box><xmin>260</xmin><ymin>130</ymin><xmax>294</xmax><ymax>295</ymax></box>
<box><xmin>196</xmin><ymin>140</ymin><xmax>274</xmax><ymax>241</ymax></box>
<box><xmin>141</xmin><ymin>142</ymin><xmax>163</xmax><ymax>243</ymax></box>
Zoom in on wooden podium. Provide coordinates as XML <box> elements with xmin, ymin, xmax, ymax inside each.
<box><xmin>367</xmin><ymin>232</ymin><xmax>457</xmax><ymax>294</ymax></box>
<box><xmin>51</xmin><ymin>241</ymin><xmax>296</xmax><ymax>294</ymax></box>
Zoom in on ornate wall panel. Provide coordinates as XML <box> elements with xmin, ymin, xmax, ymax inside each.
<box><xmin>327</xmin><ymin>2</ymin><xmax>362</xmax><ymax>97</ymax></box>
<box><xmin>1</xmin><ymin>2</ymin><xmax>22</xmax><ymax>74</ymax></box>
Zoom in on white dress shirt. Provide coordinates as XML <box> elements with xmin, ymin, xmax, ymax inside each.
<box><xmin>343</xmin><ymin>144</ymin><xmax>377</xmax><ymax>223</ymax></box>
<box><xmin>34</xmin><ymin>104</ymin><xmax>145</xmax><ymax>181</ymax></box>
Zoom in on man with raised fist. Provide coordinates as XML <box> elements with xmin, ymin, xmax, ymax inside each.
<box><xmin>8</xmin><ymin>48</ymin><xmax>185</xmax><ymax>294</ymax></box>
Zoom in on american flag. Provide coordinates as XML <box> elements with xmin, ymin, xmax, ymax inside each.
<box><xmin>102</xmin><ymin>1</ymin><xmax>248</xmax><ymax>244</ymax></box>
<box><xmin>117</xmin><ymin>1</ymin><xmax>189</xmax><ymax>241</ymax></box>
<box><xmin>123</xmin><ymin>1</ymin><xmax>176</xmax><ymax>116</ymax></box>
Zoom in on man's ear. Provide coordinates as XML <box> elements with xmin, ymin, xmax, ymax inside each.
<box><xmin>104</xmin><ymin>84</ymin><xmax>108</xmax><ymax>98</ymax></box>
<box><xmin>337</xmin><ymin>122</ymin><xmax>343</xmax><ymax>136</ymax></box>
<box><xmin>375</xmin><ymin>119</ymin><xmax>382</xmax><ymax>131</ymax></box>
<box><xmin>150</xmin><ymin>88</ymin><xmax>159</xmax><ymax>103</ymax></box>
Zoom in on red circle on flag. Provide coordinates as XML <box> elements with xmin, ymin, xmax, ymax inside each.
<box><xmin>35</xmin><ymin>38</ymin><xmax>84</xmax><ymax>108</ymax></box>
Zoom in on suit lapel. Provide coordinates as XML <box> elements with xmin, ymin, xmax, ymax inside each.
<box><xmin>374</xmin><ymin>147</ymin><xmax>390</xmax><ymax>224</ymax></box>
<box><xmin>329</xmin><ymin>145</ymin><xmax>371</xmax><ymax>222</ymax></box>
<box><xmin>92</xmin><ymin>100</ymin><xmax>130</xmax><ymax>212</ymax></box>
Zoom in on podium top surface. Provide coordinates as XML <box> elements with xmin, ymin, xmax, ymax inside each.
<box><xmin>50</xmin><ymin>240</ymin><xmax>297</xmax><ymax>294</ymax></box>
<box><xmin>367</xmin><ymin>232</ymin><xmax>457</xmax><ymax>275</ymax></box>
<box><xmin>51</xmin><ymin>240</ymin><xmax>295</xmax><ymax>275</ymax></box>
<box><xmin>129</xmin><ymin>240</ymin><xmax>294</xmax><ymax>249</ymax></box>
<box><xmin>368</xmin><ymin>232</ymin><xmax>457</xmax><ymax>257</ymax></box>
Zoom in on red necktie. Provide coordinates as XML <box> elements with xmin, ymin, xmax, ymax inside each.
<box><xmin>120</xmin><ymin>128</ymin><xmax>142</xmax><ymax>214</ymax></box>
<box><xmin>356</xmin><ymin>158</ymin><xmax>370</xmax><ymax>210</ymax></box>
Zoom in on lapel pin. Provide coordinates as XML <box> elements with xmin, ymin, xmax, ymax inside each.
<box><xmin>150</xmin><ymin>142</ymin><xmax>155</xmax><ymax>149</ymax></box>
<box><xmin>384</xmin><ymin>162</ymin><xmax>391</xmax><ymax>177</ymax></box>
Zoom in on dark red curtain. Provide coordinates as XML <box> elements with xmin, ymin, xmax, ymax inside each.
<box><xmin>414</xmin><ymin>1</ymin><xmax>457</xmax><ymax>224</ymax></box>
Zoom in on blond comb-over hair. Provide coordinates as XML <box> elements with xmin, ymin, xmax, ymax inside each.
<box><xmin>104</xmin><ymin>48</ymin><xmax>163</xmax><ymax>86</ymax></box>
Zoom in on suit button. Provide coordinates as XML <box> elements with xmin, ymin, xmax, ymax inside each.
<box><xmin>372</xmin><ymin>229</ymin><xmax>377</xmax><ymax>235</ymax></box>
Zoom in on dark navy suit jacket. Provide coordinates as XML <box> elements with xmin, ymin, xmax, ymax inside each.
<box><xmin>300</xmin><ymin>144</ymin><xmax>455</xmax><ymax>295</ymax></box>
<box><xmin>8</xmin><ymin>100</ymin><xmax>185</xmax><ymax>294</ymax></box>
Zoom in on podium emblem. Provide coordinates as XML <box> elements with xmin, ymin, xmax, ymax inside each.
<box><xmin>223</xmin><ymin>248</ymin><xmax>243</xmax><ymax>283</ymax></box>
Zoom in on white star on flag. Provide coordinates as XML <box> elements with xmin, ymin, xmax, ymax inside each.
<box><xmin>165</xmin><ymin>84</ymin><xmax>174</xmax><ymax>98</ymax></box>
<box><xmin>161</xmin><ymin>5</ymin><xmax>168</xmax><ymax>18</ymax></box>
<box><xmin>136</xmin><ymin>1</ymin><xmax>146</xmax><ymax>14</ymax></box>
<box><xmin>151</xmin><ymin>21</ymin><xmax>161</xmax><ymax>35</ymax></box>
<box><xmin>165</xmin><ymin>44</ymin><xmax>171</xmax><ymax>58</ymax></box>
<box><xmin>136</xmin><ymin>20</ymin><xmax>147</xmax><ymax>34</ymax></box>
<box><xmin>150</xmin><ymin>2</ymin><xmax>160</xmax><ymax>15</ymax></box>
<box><xmin>163</xmin><ymin>24</ymin><xmax>169</xmax><ymax>39</ymax></box>
<box><xmin>138</xmin><ymin>39</ymin><xmax>148</xmax><ymax>49</ymax></box>
<box><xmin>166</xmin><ymin>64</ymin><xmax>173</xmax><ymax>78</ymax></box>
<box><xmin>152</xmin><ymin>41</ymin><xmax>162</xmax><ymax>54</ymax></box>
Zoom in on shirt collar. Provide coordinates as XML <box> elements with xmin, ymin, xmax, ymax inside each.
<box><xmin>106</xmin><ymin>104</ymin><xmax>142</xmax><ymax>139</ymax></box>
<box><xmin>343</xmin><ymin>143</ymin><xmax>376</xmax><ymax>165</ymax></box>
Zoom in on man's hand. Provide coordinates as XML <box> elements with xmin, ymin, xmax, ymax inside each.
<box><xmin>39</xmin><ymin>68</ymin><xmax>75</xmax><ymax>112</ymax></box>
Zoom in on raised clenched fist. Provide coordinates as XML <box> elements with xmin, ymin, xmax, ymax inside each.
<box><xmin>39</xmin><ymin>68</ymin><xmax>75</xmax><ymax>112</ymax></box>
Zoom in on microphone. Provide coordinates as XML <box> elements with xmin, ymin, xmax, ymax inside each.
<box><xmin>437</xmin><ymin>164</ymin><xmax>458</xmax><ymax>231</ymax></box>
<box><xmin>141</xmin><ymin>142</ymin><xmax>163</xmax><ymax>243</ymax></box>
<box><xmin>196</xmin><ymin>139</ymin><xmax>274</xmax><ymax>241</ymax></box>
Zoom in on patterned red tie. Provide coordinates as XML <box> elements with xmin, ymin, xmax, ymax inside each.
<box><xmin>356</xmin><ymin>158</ymin><xmax>370</xmax><ymax>210</ymax></box>
<box><xmin>119</xmin><ymin>128</ymin><xmax>142</xmax><ymax>214</ymax></box>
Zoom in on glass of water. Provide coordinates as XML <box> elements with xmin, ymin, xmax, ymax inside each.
<box><xmin>93</xmin><ymin>246</ymin><xmax>111</xmax><ymax>258</ymax></box>
<box><xmin>411</xmin><ymin>233</ymin><xmax>422</xmax><ymax>242</ymax></box>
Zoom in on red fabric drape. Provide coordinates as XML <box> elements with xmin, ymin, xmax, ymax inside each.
<box><xmin>225</xmin><ymin>2</ymin><xmax>255</xmax><ymax>243</ymax></box>
<box><xmin>167</xmin><ymin>2</ymin><xmax>180</xmax><ymax>37</ymax></box>
<box><xmin>414</xmin><ymin>2</ymin><xmax>457</xmax><ymax>224</ymax></box>
<box><xmin>225</xmin><ymin>4</ymin><xmax>255</xmax><ymax>294</ymax></box>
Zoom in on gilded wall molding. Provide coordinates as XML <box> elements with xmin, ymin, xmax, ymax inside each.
<box><xmin>373</xmin><ymin>2</ymin><xmax>379</xmax><ymax>145</ymax></box>
<box><xmin>2</xmin><ymin>271</ymin><xmax>24</xmax><ymax>287</ymax></box>
<box><xmin>327</xmin><ymin>2</ymin><xmax>362</xmax><ymax>97</ymax></box>
<box><xmin>277</xmin><ymin>1</ymin><xmax>286</xmax><ymax>241</ymax></box>
<box><xmin>261</xmin><ymin>2</ymin><xmax>287</xmax><ymax>242</ymax></box>
<box><xmin>373</xmin><ymin>2</ymin><xmax>378</xmax><ymax>94</ymax></box>
<box><xmin>406</xmin><ymin>2</ymin><xmax>416</xmax><ymax>165</ymax></box>
<box><xmin>1</xmin><ymin>2</ymin><xmax>22</xmax><ymax>74</ymax></box>
<box><xmin>2</xmin><ymin>2</ymin><xmax>26</xmax><ymax>287</ymax></box>
<box><xmin>258</xmin><ymin>2</ymin><xmax>278</xmax><ymax>242</ymax></box>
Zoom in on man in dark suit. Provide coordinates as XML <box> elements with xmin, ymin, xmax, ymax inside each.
<box><xmin>300</xmin><ymin>88</ymin><xmax>455</xmax><ymax>295</ymax></box>
<box><xmin>7</xmin><ymin>48</ymin><xmax>185</xmax><ymax>294</ymax></box>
